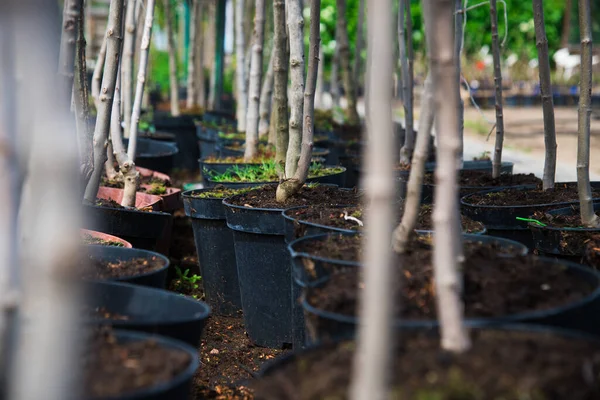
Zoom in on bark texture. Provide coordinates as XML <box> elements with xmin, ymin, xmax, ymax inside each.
<box><xmin>454</xmin><ymin>0</ymin><xmax>464</xmax><ymax>165</ymax></box>
<box><xmin>84</xmin><ymin>0</ymin><xmax>125</xmax><ymax>203</ymax></box>
<box><xmin>122</xmin><ymin>0</ymin><xmax>136</xmax><ymax>138</ymax></box>
<box><xmin>244</xmin><ymin>0</ymin><xmax>266</xmax><ymax>161</ymax></box>
<box><xmin>315</xmin><ymin>44</ymin><xmax>324</xmax><ymax>108</ymax></box>
<box><xmin>331</xmin><ymin>30</ymin><xmax>341</xmax><ymax>108</ymax></box>
<box><xmin>425</xmin><ymin>0</ymin><xmax>471</xmax><ymax>353</ymax></box>
<box><xmin>336</xmin><ymin>0</ymin><xmax>360</xmax><ymax>125</ymax></box>
<box><xmin>164</xmin><ymin>0</ymin><xmax>181</xmax><ymax>116</ymax></box>
<box><xmin>490</xmin><ymin>0</ymin><xmax>505</xmax><ymax>178</ymax></box>
<box><xmin>92</xmin><ymin>35</ymin><xmax>108</xmax><ymax>109</ymax></box>
<box><xmin>58</xmin><ymin>0</ymin><xmax>80</xmax><ymax>97</ymax></box>
<box><xmin>195</xmin><ymin>0</ymin><xmax>206</xmax><ymax>107</ymax></box>
<box><xmin>349</xmin><ymin>0</ymin><xmax>395</xmax><ymax>397</ymax></box>
<box><xmin>353</xmin><ymin>0</ymin><xmax>365</xmax><ymax>98</ymax></box>
<box><xmin>186</xmin><ymin>0</ymin><xmax>199</xmax><ymax>108</ymax></box>
<box><xmin>399</xmin><ymin>0</ymin><xmax>415</xmax><ymax>164</ymax></box>
<box><xmin>533</xmin><ymin>0</ymin><xmax>557</xmax><ymax>190</ymax></box>
<box><xmin>235</xmin><ymin>0</ymin><xmax>247</xmax><ymax>132</ymax></box>
<box><xmin>273</xmin><ymin>0</ymin><xmax>289</xmax><ymax>169</ymax></box>
<box><xmin>259</xmin><ymin>52</ymin><xmax>275</xmax><ymax>137</ymax></box>
<box><xmin>577</xmin><ymin>0</ymin><xmax>599</xmax><ymax>227</ymax></box>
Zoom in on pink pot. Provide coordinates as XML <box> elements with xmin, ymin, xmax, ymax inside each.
<box><xmin>136</xmin><ymin>166</ymin><xmax>172</xmax><ymax>184</ymax></box>
<box><xmin>97</xmin><ymin>186</ymin><xmax>163</xmax><ymax>211</ymax></box>
<box><xmin>80</xmin><ymin>229</ymin><xmax>132</xmax><ymax>248</ymax></box>
<box><xmin>136</xmin><ymin>166</ymin><xmax>181</xmax><ymax>212</ymax></box>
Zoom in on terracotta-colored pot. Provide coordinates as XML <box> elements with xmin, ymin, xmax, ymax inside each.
<box><xmin>97</xmin><ymin>186</ymin><xmax>163</xmax><ymax>211</ymax></box>
<box><xmin>80</xmin><ymin>229</ymin><xmax>132</xmax><ymax>248</ymax></box>
<box><xmin>135</xmin><ymin>166</ymin><xmax>182</xmax><ymax>211</ymax></box>
<box><xmin>136</xmin><ymin>166</ymin><xmax>172</xmax><ymax>184</ymax></box>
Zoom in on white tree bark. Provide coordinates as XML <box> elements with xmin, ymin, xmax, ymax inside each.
<box><xmin>272</xmin><ymin>0</ymin><xmax>289</xmax><ymax>168</ymax></box>
<box><xmin>349</xmin><ymin>0</ymin><xmax>395</xmax><ymax>397</ymax></box>
<box><xmin>127</xmin><ymin>0</ymin><xmax>155</xmax><ymax>161</ymax></box>
<box><xmin>84</xmin><ymin>0</ymin><xmax>125</xmax><ymax>204</ymax></box>
<box><xmin>195</xmin><ymin>0</ymin><xmax>206</xmax><ymax>108</ymax></box>
<box><xmin>454</xmin><ymin>0</ymin><xmax>464</xmax><ymax>166</ymax></box>
<box><xmin>121</xmin><ymin>0</ymin><xmax>136</xmax><ymax>138</ymax></box>
<box><xmin>392</xmin><ymin>73</ymin><xmax>434</xmax><ymax>253</ymax></box>
<box><xmin>58</xmin><ymin>0</ymin><xmax>80</xmax><ymax>97</ymax></box>
<box><xmin>425</xmin><ymin>0</ymin><xmax>470</xmax><ymax>353</ymax></box>
<box><xmin>92</xmin><ymin>34</ymin><xmax>107</xmax><ymax>109</ymax></box>
<box><xmin>207</xmin><ymin>1</ymin><xmax>217</xmax><ymax>109</ymax></box>
<box><xmin>315</xmin><ymin>44</ymin><xmax>324</xmax><ymax>109</ymax></box>
<box><xmin>399</xmin><ymin>0</ymin><xmax>415</xmax><ymax>164</ymax></box>
<box><xmin>490</xmin><ymin>0</ymin><xmax>505</xmax><ymax>178</ymax></box>
<box><xmin>235</xmin><ymin>0</ymin><xmax>248</xmax><ymax>132</ymax></box>
<box><xmin>164</xmin><ymin>0</ymin><xmax>181</xmax><ymax>116</ymax></box>
<box><xmin>186</xmin><ymin>0</ymin><xmax>199</xmax><ymax>109</ymax></box>
<box><xmin>244</xmin><ymin>0</ymin><xmax>266</xmax><ymax>161</ymax></box>
<box><xmin>258</xmin><ymin>52</ymin><xmax>275</xmax><ymax>137</ymax></box>
<box><xmin>276</xmin><ymin>0</ymin><xmax>320</xmax><ymax>202</ymax></box>
<box><xmin>284</xmin><ymin>0</ymin><xmax>305</xmax><ymax>177</ymax></box>
<box><xmin>105</xmin><ymin>139</ymin><xmax>119</xmax><ymax>180</ymax></box>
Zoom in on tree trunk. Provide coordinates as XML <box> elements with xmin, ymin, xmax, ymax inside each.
<box><xmin>349</xmin><ymin>0</ymin><xmax>395</xmax><ymax>397</ymax></box>
<box><xmin>276</xmin><ymin>0</ymin><xmax>320</xmax><ymax>202</ymax></box>
<box><xmin>399</xmin><ymin>0</ymin><xmax>415</xmax><ymax>164</ymax></box>
<box><xmin>92</xmin><ymin>34</ymin><xmax>107</xmax><ymax>109</ymax></box>
<box><xmin>454</xmin><ymin>0</ymin><xmax>464</xmax><ymax>166</ymax></box>
<box><xmin>392</xmin><ymin>73</ymin><xmax>434</xmax><ymax>253</ymax></box>
<box><xmin>336</xmin><ymin>0</ymin><xmax>359</xmax><ymax>125</ymax></box>
<box><xmin>84</xmin><ymin>0</ymin><xmax>125</xmax><ymax>204</ymax></box>
<box><xmin>577</xmin><ymin>0</ymin><xmax>599</xmax><ymax>227</ymax></box>
<box><xmin>127</xmin><ymin>0</ymin><xmax>155</xmax><ymax>160</ymax></box>
<box><xmin>331</xmin><ymin>28</ymin><xmax>341</xmax><ymax>108</ymax></box>
<box><xmin>235</xmin><ymin>0</ymin><xmax>247</xmax><ymax>132</ymax></box>
<box><xmin>490</xmin><ymin>0</ymin><xmax>505</xmax><ymax>178</ymax></box>
<box><xmin>284</xmin><ymin>0</ymin><xmax>305</xmax><ymax>177</ymax></box>
<box><xmin>207</xmin><ymin>1</ymin><xmax>217</xmax><ymax>109</ymax></box>
<box><xmin>244</xmin><ymin>0</ymin><xmax>266</xmax><ymax>161</ymax></box>
<box><xmin>533</xmin><ymin>0</ymin><xmax>557</xmax><ymax>190</ymax></box>
<box><xmin>259</xmin><ymin>52</ymin><xmax>275</xmax><ymax>137</ymax></box>
<box><xmin>105</xmin><ymin>139</ymin><xmax>119</xmax><ymax>180</ymax></box>
<box><xmin>315</xmin><ymin>44</ymin><xmax>324</xmax><ymax>109</ymax></box>
<box><xmin>352</xmin><ymin>0</ymin><xmax>365</xmax><ymax>99</ymax></box>
<box><xmin>58</xmin><ymin>0</ymin><xmax>80</xmax><ymax>98</ymax></box>
<box><xmin>73</xmin><ymin>0</ymin><xmax>94</xmax><ymax>185</ymax></box>
<box><xmin>186</xmin><ymin>0</ymin><xmax>199</xmax><ymax>109</ymax></box>
<box><xmin>122</xmin><ymin>0</ymin><xmax>136</xmax><ymax>138</ymax></box>
<box><xmin>164</xmin><ymin>0</ymin><xmax>181</xmax><ymax>116</ymax></box>
<box><xmin>272</xmin><ymin>0</ymin><xmax>289</xmax><ymax>165</ymax></box>
<box><xmin>425</xmin><ymin>0</ymin><xmax>470</xmax><ymax>353</ymax></box>
<box><xmin>561</xmin><ymin>0</ymin><xmax>573</xmax><ymax>48</ymax></box>
<box><xmin>195</xmin><ymin>0</ymin><xmax>206</xmax><ymax>108</ymax></box>
<box><xmin>244</xmin><ymin>39</ymin><xmax>253</xmax><ymax>112</ymax></box>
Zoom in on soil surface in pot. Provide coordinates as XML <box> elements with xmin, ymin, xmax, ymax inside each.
<box><xmin>424</xmin><ymin>170</ymin><xmax>541</xmax><ymax>187</ymax></box>
<box><xmin>82</xmin><ymin>255</ymin><xmax>164</xmax><ymax>280</ymax></box>
<box><xmin>289</xmin><ymin>205</ymin><xmax>484</xmax><ymax>233</ymax></box>
<box><xmin>191</xmin><ymin>185</ymin><xmax>255</xmax><ymax>199</ymax></box>
<box><xmin>465</xmin><ymin>182</ymin><xmax>600</xmax><ymax>206</ymax></box>
<box><xmin>530</xmin><ymin>210</ymin><xmax>600</xmax><ymax>256</ymax></box>
<box><xmin>84</xmin><ymin>328</ymin><xmax>192</xmax><ymax>398</ymax></box>
<box><xmin>305</xmin><ymin>236</ymin><xmax>593</xmax><ymax>319</ymax></box>
<box><xmin>81</xmin><ymin>233</ymin><xmax>125</xmax><ymax>247</ymax></box>
<box><xmin>94</xmin><ymin>197</ymin><xmax>155</xmax><ymax>212</ymax></box>
<box><xmin>586</xmin><ymin>235</ymin><xmax>600</xmax><ymax>268</ymax></box>
<box><xmin>533</xmin><ymin>210</ymin><xmax>600</xmax><ymax>228</ymax></box>
<box><xmin>227</xmin><ymin>184</ymin><xmax>362</xmax><ymax>209</ymax></box>
<box><xmin>252</xmin><ymin>329</ymin><xmax>600</xmax><ymax>400</ymax></box>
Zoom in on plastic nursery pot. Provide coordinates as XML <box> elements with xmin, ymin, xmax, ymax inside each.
<box><xmin>137</xmin><ymin>130</ymin><xmax>177</xmax><ymax>143</ymax></box>
<box><xmin>97</xmin><ymin>186</ymin><xmax>163</xmax><ymax>211</ymax></box>
<box><xmin>461</xmin><ymin>183</ymin><xmax>600</xmax><ymax>251</ymax></box>
<box><xmin>83</xmin><ymin>329</ymin><xmax>199</xmax><ymax>400</ymax></box>
<box><xmin>182</xmin><ymin>189</ymin><xmax>243</xmax><ymax>316</ymax></box>
<box><xmin>338</xmin><ymin>154</ymin><xmax>361</xmax><ymax>188</ymax></box>
<box><xmin>81</xmin><ymin>229</ymin><xmax>132</xmax><ymax>248</ymax></box>
<box><xmin>83</xmin><ymin>280</ymin><xmax>210</xmax><ymax>347</ymax></box>
<box><xmin>83</xmin><ymin>246</ymin><xmax>170</xmax><ymax>289</ymax></box>
<box><xmin>529</xmin><ymin>201</ymin><xmax>600</xmax><ymax>264</ymax></box>
<box><xmin>223</xmin><ymin>193</ymin><xmax>294</xmax><ymax>349</ymax></box>
<box><xmin>153</xmin><ymin>116</ymin><xmax>200</xmax><ymax>172</ymax></box>
<box><xmin>123</xmin><ymin>138</ymin><xmax>178</xmax><ymax>174</ymax></box>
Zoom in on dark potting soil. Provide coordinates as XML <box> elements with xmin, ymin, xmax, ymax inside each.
<box><xmin>586</xmin><ymin>235</ymin><xmax>600</xmax><ymax>268</ymax></box>
<box><xmin>94</xmin><ymin>197</ymin><xmax>154</xmax><ymax>213</ymax></box>
<box><xmin>290</xmin><ymin>205</ymin><xmax>484</xmax><ymax>233</ymax></box>
<box><xmin>84</xmin><ymin>328</ymin><xmax>191</xmax><ymax>398</ymax></box>
<box><xmin>252</xmin><ymin>329</ymin><xmax>600</xmax><ymax>400</ymax></box>
<box><xmin>81</xmin><ymin>233</ymin><xmax>125</xmax><ymax>247</ymax></box>
<box><xmin>190</xmin><ymin>315</ymin><xmax>285</xmax><ymax>400</ymax></box>
<box><xmin>532</xmin><ymin>210</ymin><xmax>600</xmax><ymax>229</ymax></box>
<box><xmin>227</xmin><ymin>185</ymin><xmax>362</xmax><ymax>210</ymax></box>
<box><xmin>306</xmin><ymin>239</ymin><xmax>593</xmax><ymax>320</ymax></box>
<box><xmin>423</xmin><ymin>170</ymin><xmax>541</xmax><ymax>187</ymax></box>
<box><xmin>192</xmin><ymin>185</ymin><xmax>255</xmax><ymax>199</ymax></box>
<box><xmin>465</xmin><ymin>182</ymin><xmax>600</xmax><ymax>206</ymax></box>
<box><xmin>529</xmin><ymin>210</ymin><xmax>600</xmax><ymax>256</ymax></box>
<box><xmin>82</xmin><ymin>255</ymin><xmax>164</xmax><ymax>280</ymax></box>
<box><xmin>102</xmin><ymin>173</ymin><xmax>170</xmax><ymax>189</ymax></box>
<box><xmin>88</xmin><ymin>306</ymin><xmax>130</xmax><ymax>321</ymax></box>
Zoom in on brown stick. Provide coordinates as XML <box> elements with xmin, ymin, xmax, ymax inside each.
<box><xmin>490</xmin><ymin>0</ymin><xmax>505</xmax><ymax>178</ymax></box>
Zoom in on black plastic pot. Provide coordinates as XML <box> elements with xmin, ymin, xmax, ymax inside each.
<box><xmin>338</xmin><ymin>154</ymin><xmax>361</xmax><ymax>188</ymax></box>
<box><xmin>124</xmin><ymin>138</ymin><xmax>178</xmax><ymax>175</ymax></box>
<box><xmin>223</xmin><ymin>195</ymin><xmax>293</xmax><ymax>348</ymax></box>
<box><xmin>153</xmin><ymin>116</ymin><xmax>200</xmax><ymax>172</ymax></box>
<box><xmin>461</xmin><ymin>183</ymin><xmax>600</xmax><ymax>250</ymax></box>
<box><xmin>84</xmin><ymin>246</ymin><xmax>170</xmax><ymax>289</ymax></box>
<box><xmin>204</xmin><ymin>166</ymin><xmax>347</xmax><ymax>189</ymax></box>
<box><xmin>84</xmin><ymin>329</ymin><xmax>199</xmax><ymax>400</ymax></box>
<box><xmin>182</xmin><ymin>189</ymin><xmax>243</xmax><ymax>316</ymax></box>
<box><xmin>83</xmin><ymin>281</ymin><xmax>211</xmax><ymax>346</ymax></box>
<box><xmin>83</xmin><ymin>203</ymin><xmax>173</xmax><ymax>255</ymax></box>
<box><xmin>529</xmin><ymin>201</ymin><xmax>600</xmax><ymax>263</ymax></box>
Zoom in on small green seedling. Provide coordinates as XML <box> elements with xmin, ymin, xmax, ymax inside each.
<box><xmin>516</xmin><ymin>217</ymin><xmax>547</xmax><ymax>227</ymax></box>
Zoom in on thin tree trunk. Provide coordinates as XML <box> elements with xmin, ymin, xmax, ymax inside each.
<box><xmin>399</xmin><ymin>0</ymin><xmax>415</xmax><ymax>164</ymax></box>
<box><xmin>259</xmin><ymin>52</ymin><xmax>275</xmax><ymax>137</ymax></box>
<box><xmin>272</xmin><ymin>0</ymin><xmax>289</xmax><ymax>164</ymax></box>
<box><xmin>92</xmin><ymin>35</ymin><xmax>107</xmax><ymax>109</ymax></box>
<box><xmin>490</xmin><ymin>0</ymin><xmax>505</xmax><ymax>178</ymax></box>
<box><xmin>315</xmin><ymin>44</ymin><xmax>324</xmax><ymax>108</ymax></box>
<box><xmin>128</xmin><ymin>0</ymin><xmax>155</xmax><ymax>160</ymax></box>
<box><xmin>353</xmin><ymin>0</ymin><xmax>365</xmax><ymax>99</ymax></box>
<box><xmin>105</xmin><ymin>140</ymin><xmax>119</xmax><ymax>180</ymax></box>
<box><xmin>235</xmin><ymin>0</ymin><xmax>247</xmax><ymax>132</ymax></box>
<box><xmin>122</xmin><ymin>0</ymin><xmax>136</xmax><ymax>138</ymax></box>
<box><xmin>331</xmin><ymin>28</ymin><xmax>341</xmax><ymax>108</ymax></box>
<box><xmin>425</xmin><ymin>0</ymin><xmax>470</xmax><ymax>353</ymax></box>
<box><xmin>195</xmin><ymin>0</ymin><xmax>206</xmax><ymax>108</ymax></box>
<box><xmin>207</xmin><ymin>1</ymin><xmax>217</xmax><ymax>109</ymax></box>
<box><xmin>392</xmin><ymin>72</ymin><xmax>434</xmax><ymax>253</ymax></box>
<box><xmin>73</xmin><ymin>0</ymin><xmax>93</xmax><ymax>186</ymax></box>
<box><xmin>58</xmin><ymin>0</ymin><xmax>80</xmax><ymax>97</ymax></box>
<box><xmin>164</xmin><ymin>0</ymin><xmax>181</xmax><ymax>116</ymax></box>
<box><xmin>349</xmin><ymin>0</ymin><xmax>395</xmax><ymax>396</ymax></box>
<box><xmin>284</xmin><ymin>0</ymin><xmax>305</xmax><ymax>177</ymax></box>
<box><xmin>533</xmin><ymin>0</ymin><xmax>557</xmax><ymax>190</ymax></box>
<box><xmin>561</xmin><ymin>0</ymin><xmax>573</xmax><ymax>48</ymax></box>
<box><xmin>84</xmin><ymin>0</ymin><xmax>125</xmax><ymax>203</ymax></box>
<box><xmin>276</xmin><ymin>0</ymin><xmax>320</xmax><ymax>201</ymax></box>
<box><xmin>577</xmin><ymin>0</ymin><xmax>599</xmax><ymax>227</ymax></box>
<box><xmin>186</xmin><ymin>0</ymin><xmax>199</xmax><ymax>108</ymax></box>
<box><xmin>454</xmin><ymin>0</ymin><xmax>464</xmax><ymax>166</ymax></box>
<box><xmin>244</xmin><ymin>39</ymin><xmax>253</xmax><ymax>111</ymax></box>
<box><xmin>244</xmin><ymin>0</ymin><xmax>266</xmax><ymax>161</ymax></box>
<box><xmin>336</xmin><ymin>0</ymin><xmax>359</xmax><ymax>125</ymax></box>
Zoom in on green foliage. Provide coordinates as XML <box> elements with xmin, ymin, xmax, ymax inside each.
<box><xmin>207</xmin><ymin>161</ymin><xmax>344</xmax><ymax>183</ymax></box>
